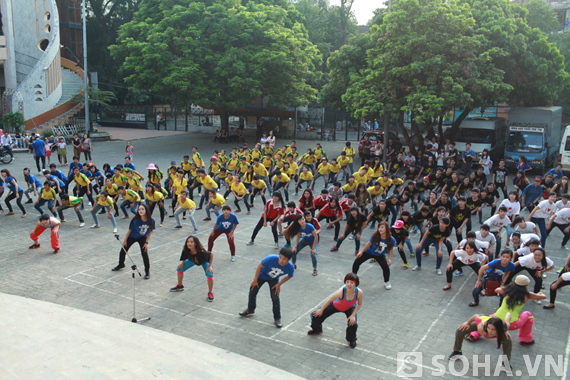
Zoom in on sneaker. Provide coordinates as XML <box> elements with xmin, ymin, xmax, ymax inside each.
<box><xmin>79</xmin><ymin>222</ymin><xmax>85</xmax><ymax>227</ymax></box>
<box><xmin>410</xmin><ymin>252</ymin><xmax>415</xmax><ymax>258</ymax></box>
<box><xmin>144</xmin><ymin>272</ymin><xmax>150</xmax><ymax>280</ymax></box>
<box><xmin>274</xmin><ymin>319</ymin><xmax>283</xmax><ymax>328</ymax></box>
<box><xmin>194</xmin><ymin>228</ymin><xmax>199</xmax><ymax>233</ymax></box>
<box><xmin>454</xmin><ymin>271</ymin><xmax>464</xmax><ymax>277</ymax></box>
<box><xmin>436</xmin><ymin>269</ymin><xmax>442</xmax><ymax>275</ymax></box>
<box><xmin>348</xmin><ymin>235</ymin><xmax>354</xmax><ymax>240</ymax></box>
<box><xmin>278</xmin><ymin>233</ymin><xmax>284</xmax><ymax>238</ymax></box>
<box><xmin>170</xmin><ymin>284</ymin><xmax>184</xmax><ymax>292</ymax></box>
<box><xmin>90</xmin><ymin>224</ymin><xmax>99</xmax><ymax>228</ymax></box>
<box><xmin>520</xmin><ymin>339</ymin><xmax>535</xmax><ymax>346</ymax></box>
<box><xmin>203</xmin><ymin>217</ymin><xmax>211</xmax><ymax>221</ymax></box>
<box><xmin>307</xmin><ymin>329</ymin><xmax>323</xmax><ymax>335</ymax></box>
<box><xmin>231</xmin><ymin>256</ymin><xmax>236</xmax><ymax>262</ymax></box>
<box><xmin>173</xmin><ymin>225</ymin><xmax>183</xmax><ymax>229</ymax></box>
<box><xmin>29</xmin><ymin>244</ymin><xmax>41</xmax><ymax>249</ymax></box>
<box><xmin>542</xmin><ymin>273</ymin><xmax>547</xmax><ymax>278</ymax></box>
<box><xmin>533</xmin><ymin>299</ymin><xmax>542</xmax><ymax>305</ymax></box>
<box><xmin>412</xmin><ymin>265</ymin><xmax>421</xmax><ymax>271</ymax></box>
<box><xmin>111</xmin><ymin>265</ymin><xmax>125</xmax><ymax>271</ymax></box>
<box><xmin>349</xmin><ymin>342</ymin><xmax>357</xmax><ymax>349</ymax></box>
<box><xmin>247</xmin><ymin>211</ymin><xmax>251</xmax><ymax>215</ymax></box>
<box><xmin>53</xmin><ymin>248</ymin><xmax>60</xmax><ymax>254</ymax></box>
<box><xmin>159</xmin><ymin>222</ymin><xmax>163</xmax><ymax>227</ymax></box>
<box><xmin>235</xmin><ymin>209</ymin><xmax>242</xmax><ymax>213</ymax></box>
<box><xmin>25</xmin><ymin>199</ymin><xmax>33</xmax><ymax>204</ymax></box>
<box><xmin>282</xmin><ymin>243</ymin><xmax>291</xmax><ymax>248</ymax></box>
<box><xmin>354</xmin><ymin>250</ymin><xmax>359</xmax><ymax>256</ymax></box>
<box><xmin>422</xmin><ymin>251</ymin><xmax>429</xmax><ymax>256</ymax></box>
<box><xmin>403</xmin><ymin>263</ymin><xmax>409</xmax><ymax>270</ymax></box>
<box><xmin>313</xmin><ymin>269</ymin><xmax>318</xmax><ymax>276</ymax></box>
<box><xmin>326</xmin><ymin>225</ymin><xmax>334</xmax><ymax>230</ymax></box>
<box><xmin>113</xmin><ymin>227</ymin><xmax>118</xmax><ymax>233</ymax></box>
<box><xmin>562</xmin><ymin>245</ymin><xmax>568</xmax><ymax>250</ymax></box>
<box><xmin>88</xmin><ymin>202</ymin><xmax>92</xmax><ymax>206</ymax></box>
<box><xmin>480</xmin><ymin>290</ymin><xmax>486</xmax><ymax>296</ymax></box>
<box><xmin>239</xmin><ymin>309</ymin><xmax>254</xmax><ymax>316</ymax></box>
<box><xmin>448</xmin><ymin>351</ymin><xmax>463</xmax><ymax>361</ymax></box>
<box><xmin>275</xmin><ymin>242</ymin><xmax>280</xmax><ymax>249</ymax></box>
<box><xmin>207</xmin><ymin>292</ymin><xmax>214</xmax><ymax>302</ymax></box>
<box><xmin>330</xmin><ymin>246</ymin><xmax>339</xmax><ymax>252</ymax></box>
<box><xmin>384</xmin><ymin>282</ymin><xmax>392</xmax><ymax>290</ymax></box>
<box><xmin>247</xmin><ymin>241</ymin><xmax>255</xmax><ymax>246</ymax></box>
<box><xmin>370</xmin><ymin>258</ymin><xmax>376</xmax><ymax>263</ymax></box>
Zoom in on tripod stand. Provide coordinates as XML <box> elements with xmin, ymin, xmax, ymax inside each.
<box><xmin>114</xmin><ymin>234</ymin><xmax>151</xmax><ymax>323</ymax></box>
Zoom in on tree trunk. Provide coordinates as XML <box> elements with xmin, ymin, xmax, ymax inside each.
<box><xmin>445</xmin><ymin>107</ymin><xmax>471</xmax><ymax>140</ymax></box>
<box><xmin>220</xmin><ymin>107</ymin><xmax>230</xmax><ymax>133</ymax></box>
<box><xmin>397</xmin><ymin>111</ymin><xmax>417</xmax><ymax>156</ymax></box>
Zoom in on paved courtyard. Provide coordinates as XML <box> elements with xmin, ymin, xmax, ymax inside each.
<box><xmin>1</xmin><ymin>131</ymin><xmax>569</xmax><ymax>379</ymax></box>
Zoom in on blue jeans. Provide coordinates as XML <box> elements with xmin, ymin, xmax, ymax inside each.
<box><xmin>174</xmin><ymin>207</ymin><xmax>197</xmax><ymax>229</ymax></box>
<box><xmin>293</xmin><ymin>238</ymin><xmax>318</xmax><ymax>268</ymax></box>
<box><xmin>415</xmin><ymin>237</ymin><xmax>445</xmax><ymax>268</ymax></box>
<box><xmin>121</xmin><ymin>200</ymin><xmax>139</xmax><ymax>217</ymax></box>
<box><xmin>312</xmin><ymin>172</ymin><xmax>329</xmax><ymax>189</ymax></box>
<box><xmin>205</xmin><ymin>203</ymin><xmax>220</xmax><ymax>219</ymax></box>
<box><xmin>405</xmin><ymin>238</ymin><xmax>414</xmax><ymax>254</ymax></box>
<box><xmin>199</xmin><ymin>189</ymin><xmax>211</xmax><ymax>208</ymax></box>
<box><xmin>273</xmin><ymin>182</ymin><xmax>289</xmax><ymax>201</ymax></box>
<box><xmin>335</xmin><ymin>233</ymin><xmax>361</xmax><ymax>251</ymax></box>
<box><xmin>388</xmin><ymin>205</ymin><xmax>398</xmax><ymax>225</ymax></box>
<box><xmin>92</xmin><ymin>203</ymin><xmax>117</xmax><ymax>228</ymax></box>
<box><xmin>530</xmin><ymin>217</ymin><xmax>547</xmax><ymax>248</ymax></box>
<box><xmin>35</xmin><ymin>198</ymin><xmax>57</xmax><ymax>216</ymax></box>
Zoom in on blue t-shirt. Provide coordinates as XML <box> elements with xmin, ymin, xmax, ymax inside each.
<box><xmin>129</xmin><ymin>217</ymin><xmax>156</xmax><ymax>238</ymax></box>
<box><xmin>52</xmin><ymin>169</ymin><xmax>68</xmax><ymax>182</ymax></box>
<box><xmin>259</xmin><ymin>255</ymin><xmax>295</xmax><ymax>281</ymax></box>
<box><xmin>546</xmin><ymin>168</ymin><xmax>564</xmax><ymax>181</ymax></box>
<box><xmin>365</xmin><ymin>236</ymin><xmax>397</xmax><ymax>256</ymax></box>
<box><xmin>125</xmin><ymin>162</ymin><xmax>136</xmax><ymax>171</ymax></box>
<box><xmin>299</xmin><ymin>223</ymin><xmax>316</xmax><ymax>243</ymax></box>
<box><xmin>215</xmin><ymin>213</ymin><xmax>239</xmax><ymax>232</ymax></box>
<box><xmin>49</xmin><ymin>175</ymin><xmax>65</xmax><ymax>188</ymax></box>
<box><xmin>26</xmin><ymin>174</ymin><xmax>43</xmax><ymax>190</ymax></box>
<box><xmin>485</xmin><ymin>259</ymin><xmax>516</xmax><ymax>277</ymax></box>
<box><xmin>5</xmin><ymin>176</ymin><xmax>21</xmax><ymax>192</ymax></box>
<box><xmin>69</xmin><ymin>162</ymin><xmax>83</xmax><ymax>172</ymax></box>
<box><xmin>31</xmin><ymin>139</ymin><xmax>46</xmax><ymax>157</ymax></box>
<box><xmin>104</xmin><ymin>167</ymin><xmax>115</xmax><ymax>177</ymax></box>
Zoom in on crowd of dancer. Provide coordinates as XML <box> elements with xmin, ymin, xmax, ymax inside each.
<box><xmin>2</xmin><ymin>135</ymin><xmax>569</xmax><ymax>358</ymax></box>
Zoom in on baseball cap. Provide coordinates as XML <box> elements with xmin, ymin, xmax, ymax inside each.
<box><xmin>171</xmin><ymin>160</ymin><xmax>176</xmax><ymax>164</ymax></box>
<box><xmin>534</xmin><ymin>177</ymin><xmax>542</xmax><ymax>182</ymax></box>
<box><xmin>392</xmin><ymin>220</ymin><xmax>404</xmax><ymax>229</ymax></box>
<box><xmin>423</xmin><ymin>176</ymin><xmax>429</xmax><ymax>181</ymax></box>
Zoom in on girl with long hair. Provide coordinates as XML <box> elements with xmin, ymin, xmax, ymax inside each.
<box><xmin>170</xmin><ymin>236</ymin><xmax>215</xmax><ymax>302</ymax></box>
<box><xmin>331</xmin><ymin>207</ymin><xmax>367</xmax><ymax>255</ymax></box>
<box><xmin>354</xmin><ymin>183</ymin><xmax>371</xmax><ymax>215</ymax></box>
<box><xmin>111</xmin><ymin>203</ymin><xmax>155</xmax><ymax>279</ymax></box>
<box><xmin>1</xmin><ymin>169</ymin><xmax>26</xmax><ymax>217</ymax></box>
<box><xmin>512</xmin><ymin>248</ymin><xmax>554</xmax><ymax>299</ymax></box>
<box><xmin>353</xmin><ymin>222</ymin><xmax>395</xmax><ymax>289</ymax></box>
<box><xmin>443</xmin><ymin>241</ymin><xmax>486</xmax><ymax>291</ymax></box>
<box><xmin>144</xmin><ymin>183</ymin><xmax>166</xmax><ymax>226</ymax></box>
<box><xmin>284</xmin><ymin>214</ymin><xmax>319</xmax><ymax>275</ymax></box>
<box><xmin>247</xmin><ymin>192</ymin><xmax>285</xmax><ymax>248</ymax></box>
<box><xmin>501</xmin><ymin>191</ymin><xmax>521</xmax><ymax>247</ymax></box>
<box><xmin>316</xmin><ymin>197</ymin><xmax>343</xmax><ymax>241</ymax></box>
<box><xmin>298</xmin><ymin>189</ymin><xmax>315</xmax><ymax>217</ymax></box>
<box><xmin>552</xmin><ymin>176</ymin><xmax>569</xmax><ymax>196</ymax></box>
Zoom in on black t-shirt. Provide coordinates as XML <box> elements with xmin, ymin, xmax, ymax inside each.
<box><xmin>482</xmin><ymin>189</ymin><xmax>500</xmax><ymax>204</ymax></box>
<box><xmin>542</xmin><ymin>180</ymin><xmax>555</xmax><ymax>191</ymax></box>
<box><xmin>450</xmin><ymin>205</ymin><xmax>471</xmax><ymax>225</ymax></box>
<box><xmin>372</xmin><ymin>206</ymin><xmax>391</xmax><ymax>220</ymax></box>
<box><xmin>398</xmin><ymin>194</ymin><xmax>412</xmax><ymax>206</ymax></box>
<box><xmin>428</xmin><ymin>173</ymin><xmax>445</xmax><ymax>189</ymax></box>
<box><xmin>423</xmin><ymin>200</ymin><xmax>439</xmax><ymax>214</ymax></box>
<box><xmin>445</xmin><ymin>179</ymin><xmax>461</xmax><ymax>193</ymax></box>
<box><xmin>428</xmin><ymin>225</ymin><xmax>451</xmax><ymax>239</ymax></box>
<box><xmin>493</xmin><ymin>167</ymin><xmax>509</xmax><ymax>185</ymax></box>
<box><xmin>403</xmin><ymin>186</ymin><xmax>418</xmax><ymax>197</ymax></box>
<box><xmin>474</xmin><ymin>173</ymin><xmax>487</xmax><ymax>186</ymax></box>
<box><xmin>390</xmin><ymin>159</ymin><xmax>404</xmax><ymax>172</ymax></box>
<box><xmin>391</xmin><ymin>227</ymin><xmax>409</xmax><ymax>244</ymax></box>
<box><xmin>348</xmin><ymin>213</ymin><xmax>367</xmax><ymax>232</ymax></box>
<box><xmin>457</xmin><ymin>182</ymin><xmax>473</xmax><ymax>193</ymax></box>
<box><xmin>436</xmin><ymin>199</ymin><xmax>453</xmax><ymax>212</ymax></box>
<box><xmin>466</xmin><ymin>197</ymin><xmax>483</xmax><ymax>213</ymax></box>
<box><xmin>404</xmin><ymin>168</ymin><xmax>418</xmax><ymax>180</ymax></box>
<box><xmin>422</xmin><ymin>162</ymin><xmax>437</xmax><ymax>175</ymax></box>
<box><xmin>389</xmin><ymin>200</ymin><xmax>402</xmax><ymax>210</ymax></box>
<box><xmin>415</xmin><ymin>180</ymin><xmax>432</xmax><ymax>193</ymax></box>
<box><xmin>180</xmin><ymin>249</ymin><xmax>211</xmax><ymax>265</ymax></box>
<box><xmin>399</xmin><ymin>218</ymin><xmax>414</xmax><ymax>230</ymax></box>
<box><xmin>411</xmin><ymin>211</ymin><xmax>431</xmax><ymax>224</ymax></box>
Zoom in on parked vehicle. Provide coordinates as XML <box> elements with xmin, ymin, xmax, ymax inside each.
<box><xmin>358</xmin><ymin>131</ymin><xmax>401</xmax><ymax>158</ymax></box>
<box><xmin>504</xmin><ymin>107</ymin><xmax>563</xmax><ymax>172</ymax></box>
<box><xmin>452</xmin><ymin>117</ymin><xmax>507</xmax><ymax>162</ymax></box>
<box><xmin>0</xmin><ymin>146</ymin><xmax>12</xmax><ymax>164</ymax></box>
<box><xmin>558</xmin><ymin>125</ymin><xmax>570</xmax><ymax>171</ymax></box>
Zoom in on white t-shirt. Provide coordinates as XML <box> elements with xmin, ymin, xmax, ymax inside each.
<box><xmin>500</xmin><ymin>199</ymin><xmax>521</xmax><ymax>218</ymax></box>
<box><xmin>532</xmin><ymin>200</ymin><xmax>556</xmax><ymax>219</ymax></box>
<box><xmin>518</xmin><ymin>254</ymin><xmax>553</xmax><ymax>270</ymax></box>
<box><xmin>553</xmin><ymin>208</ymin><xmax>570</xmax><ymax>225</ymax></box>
<box><xmin>57</xmin><ymin>142</ymin><xmax>66</xmax><ymax>149</ymax></box>
<box><xmin>458</xmin><ymin>238</ymin><xmax>489</xmax><ymax>252</ymax></box>
<box><xmin>513</xmin><ymin>221</ymin><xmax>537</xmax><ymax>235</ymax></box>
<box><xmin>555</xmin><ymin>200</ymin><xmax>570</xmax><ymax>212</ymax></box>
<box><xmin>475</xmin><ymin>231</ymin><xmax>496</xmax><ymax>246</ymax></box>
<box><xmin>484</xmin><ymin>214</ymin><xmax>511</xmax><ymax>233</ymax></box>
<box><xmin>562</xmin><ymin>272</ymin><xmax>570</xmax><ymax>281</ymax></box>
<box><xmin>453</xmin><ymin>249</ymin><xmax>486</xmax><ymax>265</ymax></box>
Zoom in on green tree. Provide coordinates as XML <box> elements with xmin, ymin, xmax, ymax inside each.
<box><xmin>111</xmin><ymin>0</ymin><xmax>321</xmax><ymax>131</ymax></box>
<box><xmin>522</xmin><ymin>0</ymin><xmax>559</xmax><ymax>34</ymax></box>
<box><xmin>2</xmin><ymin>112</ymin><xmax>25</xmax><ymax>133</ymax></box>
<box><xmin>71</xmin><ymin>87</ymin><xmax>118</xmax><ymax>129</ymax></box>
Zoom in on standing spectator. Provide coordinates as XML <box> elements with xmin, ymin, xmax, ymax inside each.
<box><xmin>81</xmin><ymin>133</ymin><xmax>92</xmax><ymax>161</ymax></box>
<box><xmin>71</xmin><ymin>133</ymin><xmax>82</xmax><ymax>158</ymax></box>
<box><xmin>256</xmin><ymin>118</ymin><xmax>264</xmax><ymax>143</ymax></box>
<box><xmin>267</xmin><ymin>130</ymin><xmax>276</xmax><ymax>147</ymax></box>
<box><xmin>516</xmin><ymin>156</ymin><xmax>532</xmax><ymax>174</ymax></box>
<box><xmin>361</xmin><ymin>135</ymin><xmax>372</xmax><ymax>166</ymax></box>
<box><xmin>461</xmin><ymin>143</ymin><xmax>476</xmax><ymax>173</ymax></box>
<box><xmin>57</xmin><ymin>136</ymin><xmax>67</xmax><ymax>166</ymax></box>
<box><xmin>1</xmin><ymin>132</ymin><xmax>13</xmax><ymax>159</ymax></box>
<box><xmin>492</xmin><ymin>160</ymin><xmax>509</xmax><ymax>199</ymax></box>
<box><xmin>31</xmin><ymin>136</ymin><xmax>46</xmax><ymax>173</ymax></box>
<box><xmin>479</xmin><ymin>149</ymin><xmax>491</xmax><ymax>175</ymax></box>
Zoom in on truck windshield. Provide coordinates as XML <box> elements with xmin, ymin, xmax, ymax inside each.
<box><xmin>505</xmin><ymin>132</ymin><xmax>543</xmax><ymax>153</ymax></box>
<box><xmin>455</xmin><ymin>128</ymin><xmax>493</xmax><ymax>144</ymax></box>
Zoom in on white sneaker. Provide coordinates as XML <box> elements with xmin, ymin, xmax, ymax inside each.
<box><xmin>79</xmin><ymin>222</ymin><xmax>85</xmax><ymax>227</ymax></box>
<box><xmin>384</xmin><ymin>282</ymin><xmax>392</xmax><ymax>290</ymax></box>
<box><xmin>88</xmin><ymin>202</ymin><xmax>92</xmax><ymax>206</ymax></box>
<box><xmin>533</xmin><ymin>299</ymin><xmax>542</xmax><ymax>305</ymax></box>
<box><xmin>436</xmin><ymin>269</ymin><xmax>442</xmax><ymax>275</ymax></box>
<box><xmin>113</xmin><ymin>227</ymin><xmax>118</xmax><ymax>233</ymax></box>
<box><xmin>542</xmin><ymin>273</ymin><xmax>547</xmax><ymax>278</ymax></box>
<box><xmin>90</xmin><ymin>224</ymin><xmax>99</xmax><ymax>228</ymax></box>
<box><xmin>231</xmin><ymin>256</ymin><xmax>236</xmax><ymax>262</ymax></box>
<box><xmin>275</xmin><ymin>242</ymin><xmax>280</xmax><ymax>249</ymax></box>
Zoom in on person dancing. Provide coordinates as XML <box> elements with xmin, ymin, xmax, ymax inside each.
<box><xmin>247</xmin><ymin>192</ymin><xmax>285</xmax><ymax>249</ymax></box>
<box><xmin>208</xmin><ymin>205</ymin><xmax>239</xmax><ymax>262</ymax></box>
<box><xmin>170</xmin><ymin>236</ymin><xmax>215</xmax><ymax>301</ymax></box>
<box><xmin>308</xmin><ymin>273</ymin><xmax>364</xmax><ymax>349</ymax></box>
<box><xmin>353</xmin><ymin>221</ymin><xmax>395</xmax><ymax>290</ymax></box>
<box><xmin>29</xmin><ymin>214</ymin><xmax>61</xmax><ymax>254</ymax></box>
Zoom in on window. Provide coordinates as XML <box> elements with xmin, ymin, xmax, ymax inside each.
<box><xmin>38</xmin><ymin>39</ymin><xmax>49</xmax><ymax>51</ymax></box>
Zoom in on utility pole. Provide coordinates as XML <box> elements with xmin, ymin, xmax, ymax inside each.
<box><xmin>383</xmin><ymin>0</ymin><xmax>392</xmax><ymax>164</ymax></box>
<box><xmin>82</xmin><ymin>0</ymin><xmax>90</xmax><ymax>135</ymax></box>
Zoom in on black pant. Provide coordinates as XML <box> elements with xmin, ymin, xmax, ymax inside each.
<box><xmin>5</xmin><ymin>190</ymin><xmax>26</xmax><ymax>214</ymax></box>
<box><xmin>248</xmin><ymin>278</ymin><xmax>280</xmax><ymax>319</ymax></box>
<box><xmin>446</xmin><ymin>259</ymin><xmax>481</xmax><ymax>283</ymax></box>
<box><xmin>149</xmin><ymin>201</ymin><xmax>165</xmax><ymax>223</ymax></box>
<box><xmin>77</xmin><ymin>185</ymin><xmax>94</xmax><ymax>205</ymax></box>
<box><xmin>250</xmin><ymin>188</ymin><xmax>266</xmax><ymax>206</ymax></box>
<box><xmin>550</xmin><ymin>269</ymin><xmax>570</xmax><ymax>304</ymax></box>
<box><xmin>119</xmin><ymin>236</ymin><xmax>150</xmax><ymax>273</ymax></box>
<box><xmin>57</xmin><ymin>204</ymin><xmax>84</xmax><ymax>223</ymax></box>
<box><xmin>317</xmin><ymin>215</ymin><xmax>340</xmax><ymax>240</ymax></box>
<box><xmin>396</xmin><ymin>247</ymin><xmax>408</xmax><ymax>265</ymax></box>
<box><xmin>545</xmin><ymin>222</ymin><xmax>570</xmax><ymax>246</ymax></box>
<box><xmin>496</xmin><ymin>183</ymin><xmax>508</xmax><ymax>199</ymax></box>
<box><xmin>450</xmin><ymin>223</ymin><xmax>465</xmax><ymax>243</ymax></box>
<box><xmin>310</xmin><ymin>303</ymin><xmax>357</xmax><ymax>342</ymax></box>
<box><xmin>352</xmin><ymin>252</ymin><xmax>390</xmax><ymax>282</ymax></box>
<box><xmin>251</xmin><ymin>216</ymin><xmax>278</xmax><ymax>243</ymax></box>
<box><xmin>512</xmin><ymin>266</ymin><xmax>542</xmax><ymax>293</ymax></box>
<box><xmin>35</xmin><ymin>155</ymin><xmax>46</xmax><ymax>172</ymax></box>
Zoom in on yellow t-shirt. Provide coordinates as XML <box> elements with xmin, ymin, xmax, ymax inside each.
<box><xmin>112</xmin><ymin>173</ymin><xmax>127</xmax><ymax>186</ymax></box>
<box><xmin>342</xmin><ymin>182</ymin><xmax>358</xmax><ymax>193</ymax></box>
<box><xmin>227</xmin><ymin>158</ymin><xmax>238</xmax><ymax>171</ymax></box>
<box><xmin>75</xmin><ymin>173</ymin><xmax>90</xmax><ymax>187</ymax></box>
<box><xmin>287</xmin><ymin>162</ymin><xmax>299</xmax><ymax>176</ymax></box>
<box><xmin>379</xmin><ymin>178</ymin><xmax>393</xmax><ymax>188</ymax></box>
<box><xmin>127</xmin><ymin>177</ymin><xmax>142</xmax><ymax>191</ymax></box>
<box><xmin>145</xmin><ymin>191</ymin><xmax>164</xmax><ymax>202</ymax></box>
<box><xmin>300</xmin><ymin>154</ymin><xmax>316</xmax><ymax>165</ymax></box>
<box><xmin>238</xmin><ymin>162</ymin><xmax>249</xmax><ymax>175</ymax></box>
<box><xmin>272</xmin><ymin>174</ymin><xmax>290</xmax><ymax>183</ymax></box>
<box><xmin>124</xmin><ymin>190</ymin><xmax>140</xmax><ymax>202</ymax></box>
<box><xmin>253</xmin><ymin>164</ymin><xmax>268</xmax><ymax>177</ymax></box>
<box><xmin>252</xmin><ymin>180</ymin><xmax>267</xmax><ymax>190</ymax></box>
<box><xmin>353</xmin><ymin>172</ymin><xmax>368</xmax><ymax>184</ymax></box>
<box><xmin>218</xmin><ymin>154</ymin><xmax>229</xmax><ymax>165</ymax></box>
<box><xmin>250</xmin><ymin>150</ymin><xmax>263</xmax><ymax>161</ymax></box>
<box><xmin>225</xmin><ymin>176</ymin><xmax>234</xmax><ymax>187</ymax></box>
<box><xmin>262</xmin><ymin>157</ymin><xmax>275</xmax><ymax>169</ymax></box>
<box><xmin>96</xmin><ymin>194</ymin><xmax>114</xmax><ymax>207</ymax></box>
<box><xmin>337</xmin><ymin>156</ymin><xmax>350</xmax><ymax>168</ymax></box>
<box><xmin>192</xmin><ymin>152</ymin><xmax>203</xmax><ymax>167</ymax></box>
<box><xmin>263</xmin><ymin>146</ymin><xmax>274</xmax><ymax>155</ymax></box>
<box><xmin>299</xmin><ymin>171</ymin><xmax>314</xmax><ymax>181</ymax></box>
<box><xmin>314</xmin><ymin>148</ymin><xmax>326</xmax><ymax>160</ymax></box>
<box><xmin>329</xmin><ymin>163</ymin><xmax>341</xmax><ymax>174</ymax></box>
<box><xmin>392</xmin><ymin>178</ymin><xmax>404</xmax><ymax>186</ymax></box>
<box><xmin>367</xmin><ymin>186</ymin><xmax>384</xmax><ymax>196</ymax></box>
<box><xmin>317</xmin><ymin>163</ymin><xmax>331</xmax><ymax>175</ymax></box>
<box><xmin>181</xmin><ymin>161</ymin><xmax>192</xmax><ymax>172</ymax></box>
<box><xmin>179</xmin><ymin>198</ymin><xmax>196</xmax><ymax>210</ymax></box>
<box><xmin>41</xmin><ymin>187</ymin><xmax>57</xmax><ymax>200</ymax></box>
<box><xmin>198</xmin><ymin>175</ymin><xmax>218</xmax><ymax>190</ymax></box>
<box><xmin>231</xmin><ymin>182</ymin><xmax>248</xmax><ymax>196</ymax></box>
<box><xmin>209</xmin><ymin>162</ymin><xmax>222</xmax><ymax>174</ymax></box>
<box><xmin>210</xmin><ymin>193</ymin><xmax>226</xmax><ymax>206</ymax></box>
<box><xmin>173</xmin><ymin>178</ymin><xmax>188</xmax><ymax>196</ymax></box>
<box><xmin>343</xmin><ymin>147</ymin><xmax>355</xmax><ymax>163</ymax></box>
<box><xmin>104</xmin><ymin>184</ymin><xmax>119</xmax><ymax>196</ymax></box>
<box><xmin>275</xmin><ymin>159</ymin><xmax>285</xmax><ymax>169</ymax></box>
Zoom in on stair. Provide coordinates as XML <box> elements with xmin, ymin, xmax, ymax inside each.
<box><xmin>56</xmin><ymin>69</ymin><xmax>84</xmax><ymax>107</ymax></box>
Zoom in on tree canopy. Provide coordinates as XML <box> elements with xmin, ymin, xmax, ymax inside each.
<box><xmin>110</xmin><ymin>0</ymin><xmax>321</xmax><ymax>130</ymax></box>
<box><xmin>522</xmin><ymin>0</ymin><xmax>559</xmax><ymax>34</ymax></box>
